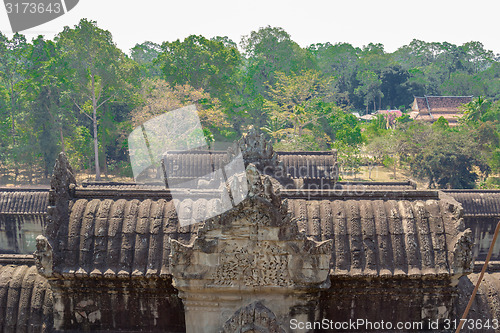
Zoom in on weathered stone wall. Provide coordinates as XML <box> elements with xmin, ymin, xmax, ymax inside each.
<box><xmin>49</xmin><ymin>277</ymin><xmax>184</xmax><ymax>332</ymax></box>
<box><xmin>320</xmin><ymin>277</ymin><xmax>458</xmax><ymax>331</ymax></box>
<box><xmin>456</xmin><ymin>271</ymin><xmax>500</xmax><ymax>333</ymax></box>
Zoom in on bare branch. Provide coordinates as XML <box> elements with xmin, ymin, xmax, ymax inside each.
<box><xmin>73</xmin><ymin>99</ymin><xmax>93</xmax><ymax>121</ymax></box>
<box><xmin>96</xmin><ymin>94</ymin><xmax>115</xmax><ymax>110</ymax></box>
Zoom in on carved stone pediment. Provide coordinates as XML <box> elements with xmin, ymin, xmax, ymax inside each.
<box><xmin>169</xmin><ymin>164</ymin><xmax>332</xmax><ymax>291</ymax></box>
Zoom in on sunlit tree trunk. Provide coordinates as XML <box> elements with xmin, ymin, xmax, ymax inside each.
<box><xmin>91</xmin><ymin>73</ymin><xmax>101</xmax><ymax>181</ymax></box>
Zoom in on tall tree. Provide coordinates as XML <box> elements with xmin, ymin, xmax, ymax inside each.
<box><xmin>264</xmin><ymin>70</ymin><xmax>331</xmax><ymax>136</ymax></box>
<box><xmin>56</xmin><ymin>19</ymin><xmax>136</xmax><ymax>180</ymax></box>
<box><xmin>307</xmin><ymin>42</ymin><xmax>359</xmax><ymax>100</ymax></box>
<box><xmin>355</xmin><ymin>70</ymin><xmax>383</xmax><ymax>114</ymax></box>
<box><xmin>0</xmin><ymin>33</ymin><xmax>30</xmax><ymax>181</ymax></box>
<box><xmin>23</xmin><ymin>36</ymin><xmax>67</xmax><ymax>177</ymax></box>
<box><xmin>157</xmin><ymin>35</ymin><xmax>241</xmax><ymax>104</ymax></box>
<box><xmin>131</xmin><ymin>41</ymin><xmax>162</xmax><ymax>78</ymax></box>
<box><xmin>240</xmin><ymin>26</ymin><xmax>315</xmax><ymax>96</ymax></box>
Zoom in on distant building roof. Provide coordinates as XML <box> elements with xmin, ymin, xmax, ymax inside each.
<box><xmin>377</xmin><ymin>110</ymin><xmax>402</xmax><ymax>117</ymax></box>
<box><xmin>413</xmin><ymin>96</ymin><xmax>473</xmax><ymax>125</ymax></box>
<box><xmin>360</xmin><ymin>114</ymin><xmax>375</xmax><ymax>121</ymax></box>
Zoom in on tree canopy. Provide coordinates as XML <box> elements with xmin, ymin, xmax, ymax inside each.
<box><xmin>1</xmin><ymin>21</ymin><xmax>499</xmax><ymax>189</ymax></box>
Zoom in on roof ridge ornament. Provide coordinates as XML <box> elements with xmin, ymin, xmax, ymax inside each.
<box><xmin>229</xmin><ymin>129</ymin><xmax>287</xmax><ymax>178</ymax></box>
<box><xmin>44</xmin><ymin>152</ymin><xmax>76</xmax><ymax>273</ymax></box>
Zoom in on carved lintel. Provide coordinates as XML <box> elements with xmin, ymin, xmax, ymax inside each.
<box><xmin>221</xmin><ymin>301</ymin><xmax>286</xmax><ymax>333</ymax></box>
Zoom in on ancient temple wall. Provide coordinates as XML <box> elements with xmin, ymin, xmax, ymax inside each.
<box><xmin>320</xmin><ymin>277</ymin><xmax>458</xmax><ymax>331</ymax></box>
<box><xmin>49</xmin><ymin>277</ymin><xmax>184</xmax><ymax>332</ymax></box>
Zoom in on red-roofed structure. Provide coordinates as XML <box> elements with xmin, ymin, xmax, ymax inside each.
<box><xmin>412</xmin><ymin>96</ymin><xmax>473</xmax><ymax>126</ymax></box>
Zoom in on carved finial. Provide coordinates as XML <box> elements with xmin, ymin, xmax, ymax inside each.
<box><xmin>49</xmin><ymin>152</ymin><xmax>76</xmax><ymax>204</ymax></box>
<box><xmin>45</xmin><ymin>152</ymin><xmax>76</xmax><ymax>270</ymax></box>
<box><xmin>229</xmin><ymin>130</ymin><xmax>286</xmax><ymax>177</ymax></box>
<box><xmin>246</xmin><ymin>164</ymin><xmax>264</xmax><ymax>197</ymax></box>
<box><xmin>245</xmin><ymin>164</ymin><xmax>285</xmax><ymax>214</ymax></box>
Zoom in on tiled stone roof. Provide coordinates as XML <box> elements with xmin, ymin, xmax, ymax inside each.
<box><xmin>53</xmin><ymin>197</ymin><xmax>199</xmax><ymax>278</ymax></box>
<box><xmin>45</xmin><ymin>187</ymin><xmax>470</xmax><ymax>279</ymax></box>
<box><xmin>289</xmin><ymin>195</ymin><xmax>469</xmax><ymax>277</ymax></box>
<box><xmin>444</xmin><ymin>190</ymin><xmax>500</xmax><ymax>217</ymax></box>
<box><xmin>0</xmin><ymin>264</ymin><xmax>53</xmax><ymax>332</ymax></box>
<box><xmin>0</xmin><ymin>190</ymin><xmax>48</xmax><ymax>215</ymax></box>
<box><xmin>414</xmin><ymin>96</ymin><xmax>473</xmax><ymax>112</ymax></box>
<box><xmin>161</xmin><ymin>150</ymin><xmax>338</xmax><ymax>180</ymax></box>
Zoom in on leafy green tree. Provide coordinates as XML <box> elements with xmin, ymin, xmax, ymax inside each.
<box><xmin>23</xmin><ymin>36</ymin><xmax>66</xmax><ymax>178</ymax></box>
<box><xmin>460</xmin><ymin>96</ymin><xmax>491</xmax><ymax>124</ymax></box>
<box><xmin>379</xmin><ymin>65</ymin><xmax>412</xmax><ymax>109</ymax></box>
<box><xmin>440</xmin><ymin>72</ymin><xmax>485</xmax><ymax>96</ymax></box>
<box><xmin>307</xmin><ymin>42</ymin><xmax>359</xmax><ymax>101</ymax></box>
<box><xmin>57</xmin><ymin>19</ymin><xmax>138</xmax><ymax>180</ymax></box>
<box><xmin>410</xmin><ymin>130</ymin><xmax>489</xmax><ymax>188</ymax></box>
<box><xmin>264</xmin><ymin>70</ymin><xmax>332</xmax><ymax>136</ymax></box>
<box><xmin>328</xmin><ymin>110</ymin><xmax>362</xmax><ymax>146</ymax></box>
<box><xmin>240</xmin><ymin>26</ymin><xmax>316</xmax><ymax>129</ymax></box>
<box><xmin>158</xmin><ymin>35</ymin><xmax>241</xmax><ymax>104</ymax></box>
<box><xmin>395</xmin><ymin>123</ymin><xmax>491</xmax><ymax>188</ymax></box>
<box><xmin>355</xmin><ymin>70</ymin><xmax>383</xmax><ymax>114</ymax></box>
<box><xmin>432</xmin><ymin>116</ymin><xmax>450</xmax><ymax>131</ymax></box>
<box><xmin>0</xmin><ymin>33</ymin><xmax>29</xmax><ymax>141</ymax></box>
<box><xmin>241</xmin><ymin>26</ymin><xmax>314</xmax><ymax>91</ymax></box>
<box><xmin>131</xmin><ymin>41</ymin><xmax>162</xmax><ymax>78</ymax></box>
<box><xmin>130</xmin><ymin>78</ymin><xmax>230</xmax><ymax>138</ymax></box>
<box><xmin>0</xmin><ymin>32</ymin><xmax>30</xmax><ymax>179</ymax></box>
<box><xmin>461</xmin><ymin>41</ymin><xmax>495</xmax><ymax>74</ymax></box>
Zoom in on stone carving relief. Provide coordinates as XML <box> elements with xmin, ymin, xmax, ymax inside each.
<box><xmin>212</xmin><ymin>242</ymin><xmax>291</xmax><ymax>287</ymax></box>
<box><xmin>169</xmin><ymin>163</ymin><xmax>332</xmax><ymax>290</ymax></box>
<box><xmin>34</xmin><ymin>235</ymin><xmax>53</xmax><ymax>277</ymax></box>
<box><xmin>221</xmin><ymin>302</ymin><xmax>286</xmax><ymax>333</ymax></box>
<box><xmin>451</xmin><ymin>229</ymin><xmax>474</xmax><ymax>275</ymax></box>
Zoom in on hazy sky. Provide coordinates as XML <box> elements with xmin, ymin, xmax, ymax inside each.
<box><xmin>1</xmin><ymin>0</ymin><xmax>498</xmax><ymax>55</ymax></box>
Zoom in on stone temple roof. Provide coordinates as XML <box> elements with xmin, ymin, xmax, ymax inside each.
<box><xmin>0</xmin><ymin>189</ymin><xmax>48</xmax><ymax>215</ymax></box>
<box><xmin>160</xmin><ymin>150</ymin><xmax>338</xmax><ymax>181</ymax></box>
<box><xmin>44</xmin><ymin>185</ymin><xmax>469</xmax><ymax>279</ymax></box>
<box><xmin>443</xmin><ymin>190</ymin><xmax>500</xmax><ymax>217</ymax></box>
<box><xmin>290</xmin><ymin>194</ymin><xmax>466</xmax><ymax>277</ymax></box>
<box><xmin>0</xmin><ymin>131</ymin><xmax>494</xmax><ymax>332</ymax></box>
<box><xmin>57</xmin><ymin>197</ymin><xmax>197</xmax><ymax>278</ymax></box>
<box><xmin>0</xmin><ymin>264</ymin><xmax>53</xmax><ymax>332</ymax></box>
